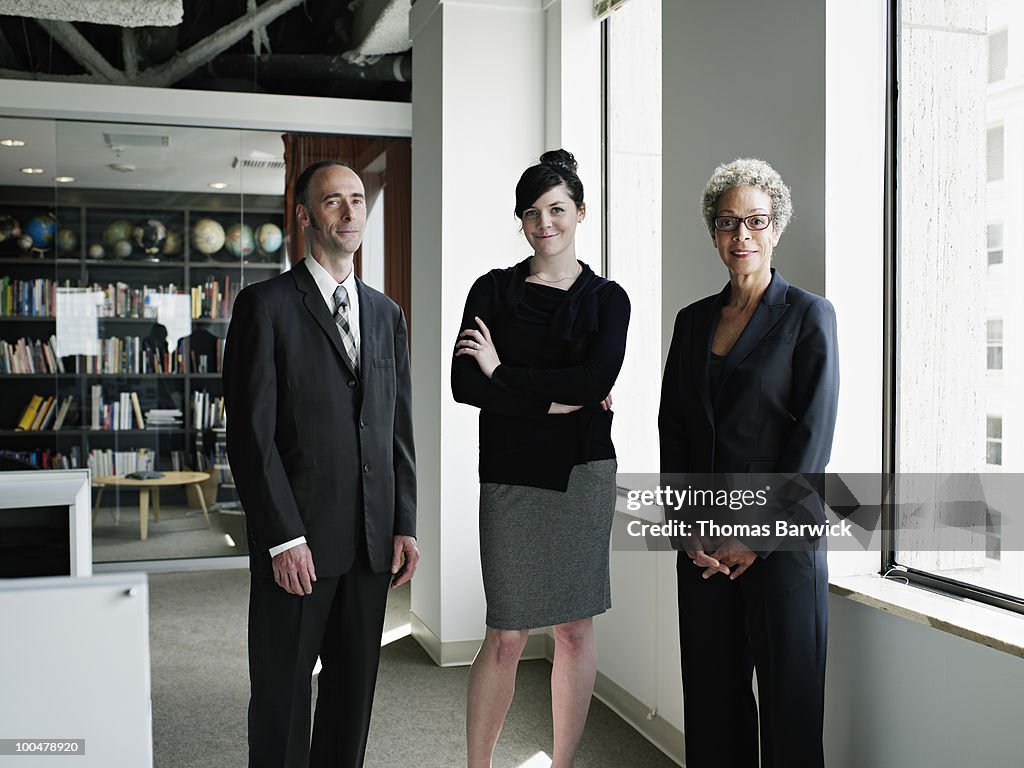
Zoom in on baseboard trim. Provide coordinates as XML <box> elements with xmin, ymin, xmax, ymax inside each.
<box><xmin>409</xmin><ymin>611</ymin><xmax>548</xmax><ymax>667</ymax></box>
<box><xmin>542</xmin><ymin>636</ymin><xmax>685</xmax><ymax>766</ymax></box>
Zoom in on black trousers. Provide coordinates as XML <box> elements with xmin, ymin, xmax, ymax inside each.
<box><xmin>676</xmin><ymin>540</ymin><xmax>828</xmax><ymax>768</ymax></box>
<box><xmin>247</xmin><ymin>548</ymin><xmax>392</xmax><ymax>768</ymax></box>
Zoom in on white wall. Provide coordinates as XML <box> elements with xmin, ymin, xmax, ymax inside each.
<box><xmin>662</xmin><ymin>0</ymin><xmax>826</xmax><ymax>342</ymax></box>
<box><xmin>825</xmin><ymin>596</ymin><xmax>1024</xmax><ymax>767</ymax></box>
<box><xmin>647</xmin><ymin>0</ymin><xmax>827</xmax><ymax>745</ymax></box>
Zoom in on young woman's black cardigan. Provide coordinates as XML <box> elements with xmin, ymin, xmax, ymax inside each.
<box><xmin>451</xmin><ymin>258</ymin><xmax>630</xmax><ymax>492</ymax></box>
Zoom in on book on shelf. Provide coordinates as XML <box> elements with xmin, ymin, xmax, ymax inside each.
<box><xmin>0</xmin><ymin>275</ymin><xmax>70</xmax><ymax>318</ymax></box>
<box><xmin>15</xmin><ymin>394</ymin><xmax>43</xmax><ymax>431</ymax></box>
<box><xmin>29</xmin><ymin>395</ymin><xmax>55</xmax><ymax>431</ymax></box>
<box><xmin>145</xmin><ymin>408</ymin><xmax>183</xmax><ymax>429</ymax></box>
<box><xmin>38</xmin><ymin>396</ymin><xmax>58</xmax><ymax>430</ymax></box>
<box><xmin>88</xmin><ymin>447</ymin><xmax>155</xmax><ymax>478</ymax></box>
<box><xmin>51</xmin><ymin>395</ymin><xmax>75</xmax><ymax>431</ymax></box>
<box><xmin>0</xmin><ymin>335</ymin><xmax>64</xmax><ymax>374</ymax></box>
<box><xmin>130</xmin><ymin>391</ymin><xmax>145</xmax><ymax>429</ymax></box>
<box><xmin>90</xmin><ymin>384</ymin><xmax>102</xmax><ymax>430</ymax></box>
<box><xmin>1</xmin><ymin>448</ymin><xmax>79</xmax><ymax>469</ymax></box>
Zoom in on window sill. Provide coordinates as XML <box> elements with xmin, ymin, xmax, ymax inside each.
<box><xmin>829</xmin><ymin>573</ymin><xmax>1024</xmax><ymax>658</ymax></box>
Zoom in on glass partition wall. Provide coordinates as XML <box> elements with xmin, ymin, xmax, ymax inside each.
<box><xmin>0</xmin><ymin>117</ymin><xmax>287</xmax><ymax>564</ymax></box>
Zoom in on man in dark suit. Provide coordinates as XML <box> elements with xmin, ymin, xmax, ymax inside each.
<box><xmin>224</xmin><ymin>160</ymin><xmax>418</xmax><ymax>768</ymax></box>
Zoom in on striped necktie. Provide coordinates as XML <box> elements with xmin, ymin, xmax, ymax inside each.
<box><xmin>332</xmin><ymin>285</ymin><xmax>359</xmax><ymax>374</ymax></box>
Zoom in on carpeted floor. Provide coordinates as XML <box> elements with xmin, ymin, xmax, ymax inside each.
<box><xmin>148</xmin><ymin>569</ymin><xmax>679</xmax><ymax>768</ymax></box>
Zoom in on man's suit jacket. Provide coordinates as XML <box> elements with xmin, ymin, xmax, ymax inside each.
<box><xmin>659</xmin><ymin>269</ymin><xmax>839</xmax><ymax>534</ymax></box>
<box><xmin>223</xmin><ymin>259</ymin><xmax>416</xmax><ymax>578</ymax></box>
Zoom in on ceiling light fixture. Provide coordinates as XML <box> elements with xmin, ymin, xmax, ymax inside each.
<box><xmin>1</xmin><ymin>138</ymin><xmax>27</xmax><ymax>147</ymax></box>
<box><xmin>208</xmin><ymin>182</ymin><xmax>229</xmax><ymax>189</ymax></box>
<box><xmin>53</xmin><ymin>176</ymin><xmax>75</xmax><ymax>183</ymax></box>
<box><xmin>108</xmin><ymin>163</ymin><xmax>136</xmax><ymax>173</ymax></box>
<box><xmin>20</xmin><ymin>167</ymin><xmax>44</xmax><ymax>174</ymax></box>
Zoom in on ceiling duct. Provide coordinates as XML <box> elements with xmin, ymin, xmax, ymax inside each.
<box><xmin>232</xmin><ymin>157</ymin><xmax>286</xmax><ymax>171</ymax></box>
<box><xmin>348</xmin><ymin>0</ymin><xmax>412</xmax><ymax>57</ymax></box>
<box><xmin>0</xmin><ymin>0</ymin><xmax>183</xmax><ymax>26</ymax></box>
<box><xmin>104</xmin><ymin>132</ymin><xmax>170</xmax><ymax>149</ymax></box>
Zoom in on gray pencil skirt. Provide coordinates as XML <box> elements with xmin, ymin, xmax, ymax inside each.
<box><xmin>479</xmin><ymin>458</ymin><xmax>617</xmax><ymax>630</ymax></box>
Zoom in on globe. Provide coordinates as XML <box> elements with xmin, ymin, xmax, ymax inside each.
<box><xmin>224</xmin><ymin>223</ymin><xmax>255</xmax><ymax>259</ymax></box>
<box><xmin>133</xmin><ymin>218</ymin><xmax>167</xmax><ymax>255</ymax></box>
<box><xmin>191</xmin><ymin>218</ymin><xmax>225</xmax><ymax>255</ymax></box>
<box><xmin>87</xmin><ymin>243</ymin><xmax>105</xmax><ymax>259</ymax></box>
<box><xmin>162</xmin><ymin>229</ymin><xmax>183</xmax><ymax>256</ymax></box>
<box><xmin>25</xmin><ymin>213</ymin><xmax>57</xmax><ymax>250</ymax></box>
<box><xmin>255</xmin><ymin>222</ymin><xmax>283</xmax><ymax>258</ymax></box>
<box><xmin>56</xmin><ymin>228</ymin><xmax>78</xmax><ymax>254</ymax></box>
<box><xmin>103</xmin><ymin>218</ymin><xmax>133</xmax><ymax>246</ymax></box>
<box><xmin>0</xmin><ymin>214</ymin><xmax>21</xmax><ymax>243</ymax></box>
<box><xmin>112</xmin><ymin>239</ymin><xmax>134</xmax><ymax>259</ymax></box>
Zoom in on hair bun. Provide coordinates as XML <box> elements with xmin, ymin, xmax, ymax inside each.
<box><xmin>540</xmin><ymin>148</ymin><xmax>578</xmax><ymax>175</ymax></box>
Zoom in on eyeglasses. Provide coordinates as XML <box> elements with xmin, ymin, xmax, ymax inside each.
<box><xmin>713</xmin><ymin>214</ymin><xmax>773</xmax><ymax>232</ymax></box>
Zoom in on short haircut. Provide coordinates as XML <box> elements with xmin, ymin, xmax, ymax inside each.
<box><xmin>700</xmin><ymin>158</ymin><xmax>793</xmax><ymax>235</ymax></box>
<box><xmin>294</xmin><ymin>160</ymin><xmax>355</xmax><ymax>212</ymax></box>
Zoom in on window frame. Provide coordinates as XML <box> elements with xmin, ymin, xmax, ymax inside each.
<box><xmin>884</xmin><ymin>0</ymin><xmax>1024</xmax><ymax>615</ymax></box>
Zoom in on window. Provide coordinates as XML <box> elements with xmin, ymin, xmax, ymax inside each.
<box><xmin>987</xmin><ymin>415</ymin><xmax>1003</xmax><ymax>466</ymax></box>
<box><xmin>987</xmin><ymin>125</ymin><xmax>1004</xmax><ymax>181</ymax></box>
<box><xmin>892</xmin><ymin>0</ymin><xmax>1023</xmax><ymax>612</ymax></box>
<box><xmin>987</xmin><ymin>319</ymin><xmax>1003</xmax><ymax>370</ymax></box>
<box><xmin>987</xmin><ymin>223</ymin><xmax>1004</xmax><ymax>265</ymax></box>
<box><xmin>989</xmin><ymin>29</ymin><xmax>1008</xmax><ymax>83</ymax></box>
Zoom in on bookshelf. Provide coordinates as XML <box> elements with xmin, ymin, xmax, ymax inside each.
<box><xmin>0</xmin><ymin>186</ymin><xmax>285</xmax><ymax>494</ymax></box>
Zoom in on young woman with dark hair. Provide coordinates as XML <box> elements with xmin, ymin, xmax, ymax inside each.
<box><xmin>452</xmin><ymin>149</ymin><xmax>631</xmax><ymax>768</ymax></box>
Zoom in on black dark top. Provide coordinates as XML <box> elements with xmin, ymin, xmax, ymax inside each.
<box><xmin>708</xmin><ymin>351</ymin><xmax>725</xmax><ymax>397</ymax></box>
<box><xmin>451</xmin><ymin>258</ymin><xmax>631</xmax><ymax>491</ymax></box>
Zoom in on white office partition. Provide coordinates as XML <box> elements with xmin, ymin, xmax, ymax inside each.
<box><xmin>0</xmin><ymin>469</ymin><xmax>92</xmax><ymax>576</ymax></box>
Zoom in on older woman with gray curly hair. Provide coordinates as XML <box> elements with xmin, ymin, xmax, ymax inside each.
<box><xmin>659</xmin><ymin>158</ymin><xmax>839</xmax><ymax>767</ymax></box>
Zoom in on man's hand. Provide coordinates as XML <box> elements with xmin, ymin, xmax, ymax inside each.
<box><xmin>390</xmin><ymin>535</ymin><xmax>420</xmax><ymax>588</ymax></box>
<box><xmin>702</xmin><ymin>538</ymin><xmax>757</xmax><ymax>580</ymax></box>
<box><xmin>272</xmin><ymin>543</ymin><xmax>317</xmax><ymax>596</ymax></box>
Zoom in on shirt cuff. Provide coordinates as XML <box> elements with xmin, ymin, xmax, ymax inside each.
<box><xmin>269</xmin><ymin>536</ymin><xmax>307</xmax><ymax>558</ymax></box>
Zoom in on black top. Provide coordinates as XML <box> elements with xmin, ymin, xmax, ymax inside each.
<box><xmin>451</xmin><ymin>258</ymin><xmax>631</xmax><ymax>491</ymax></box>
<box><xmin>708</xmin><ymin>351</ymin><xmax>725</xmax><ymax>397</ymax></box>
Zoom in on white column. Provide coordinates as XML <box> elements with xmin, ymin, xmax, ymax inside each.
<box><xmin>544</xmin><ymin>0</ymin><xmax>603</xmax><ymax>271</ymax></box>
<box><xmin>409</xmin><ymin>0</ymin><xmax>548</xmax><ymax>663</ymax></box>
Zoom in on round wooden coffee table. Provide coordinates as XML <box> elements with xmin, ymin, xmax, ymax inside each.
<box><xmin>92</xmin><ymin>471</ymin><xmax>212</xmax><ymax>541</ymax></box>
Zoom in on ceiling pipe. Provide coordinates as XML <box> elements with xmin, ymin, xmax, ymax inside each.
<box><xmin>210</xmin><ymin>52</ymin><xmax>412</xmax><ymax>82</ymax></box>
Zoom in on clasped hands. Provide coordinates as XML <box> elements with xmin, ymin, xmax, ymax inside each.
<box><xmin>685</xmin><ymin>536</ymin><xmax>757</xmax><ymax>580</ymax></box>
<box><xmin>455</xmin><ymin>316</ymin><xmax>612</xmax><ymax>413</ymax></box>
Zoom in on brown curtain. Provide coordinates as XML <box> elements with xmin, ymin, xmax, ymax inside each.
<box><xmin>383</xmin><ymin>140</ymin><xmax>412</xmax><ymax>327</ymax></box>
<box><xmin>282</xmin><ymin>133</ymin><xmax>411</xmax><ymax>327</ymax></box>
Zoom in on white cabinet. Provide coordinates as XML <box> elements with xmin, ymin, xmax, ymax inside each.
<box><xmin>0</xmin><ymin>573</ymin><xmax>152</xmax><ymax>768</ymax></box>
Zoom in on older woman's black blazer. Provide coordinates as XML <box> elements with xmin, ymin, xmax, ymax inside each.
<box><xmin>659</xmin><ymin>269</ymin><xmax>839</xmax><ymax>532</ymax></box>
